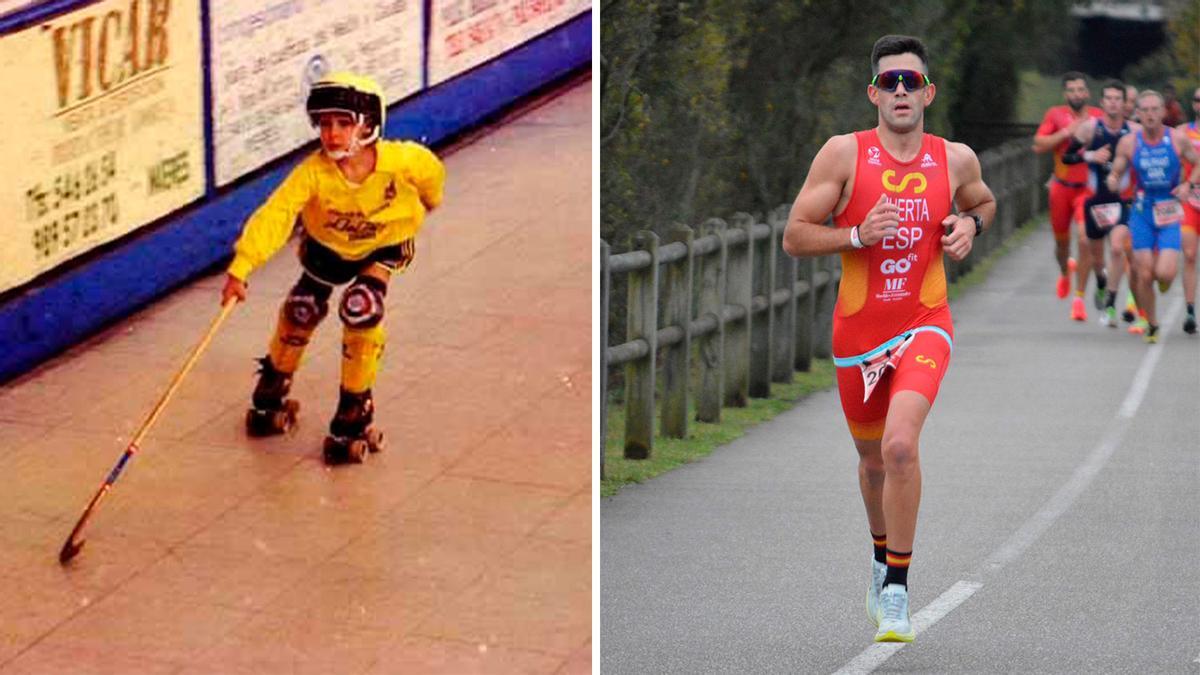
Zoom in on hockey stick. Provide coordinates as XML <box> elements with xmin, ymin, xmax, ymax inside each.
<box><xmin>58</xmin><ymin>299</ymin><xmax>238</xmax><ymax>565</ymax></box>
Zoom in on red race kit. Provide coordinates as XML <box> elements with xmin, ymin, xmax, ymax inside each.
<box><xmin>831</xmin><ymin>129</ymin><xmax>955</xmax><ymax>440</ymax></box>
<box><xmin>1182</xmin><ymin>122</ymin><xmax>1200</xmax><ymax>233</ymax></box>
<box><xmin>1036</xmin><ymin>105</ymin><xmax>1103</xmax><ymax>239</ymax></box>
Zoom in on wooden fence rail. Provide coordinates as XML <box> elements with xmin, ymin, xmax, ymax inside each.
<box><xmin>599</xmin><ymin>138</ymin><xmax>1050</xmax><ymax>477</ymax></box>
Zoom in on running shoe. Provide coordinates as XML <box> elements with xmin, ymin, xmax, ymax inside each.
<box><xmin>1123</xmin><ymin>291</ymin><xmax>1137</xmax><ymax>323</ymax></box>
<box><xmin>1185</xmin><ymin>313</ymin><xmax>1197</xmax><ymax>335</ymax></box>
<box><xmin>1094</xmin><ymin>286</ymin><xmax>1106</xmax><ymax>311</ymax></box>
<box><xmin>1100</xmin><ymin>306</ymin><xmax>1117</xmax><ymax>328</ymax></box>
<box><xmin>866</xmin><ymin>560</ymin><xmax>886</xmax><ymax>627</ymax></box>
<box><xmin>1056</xmin><ymin>275</ymin><xmax>1070</xmax><ymax>299</ymax></box>
<box><xmin>1145</xmin><ymin>324</ymin><xmax>1159</xmax><ymax>344</ymax></box>
<box><xmin>1056</xmin><ymin>258</ymin><xmax>1077</xmax><ymax>299</ymax></box>
<box><xmin>874</xmin><ymin>584</ymin><xmax>915</xmax><ymax>643</ymax></box>
<box><xmin>1070</xmin><ymin>297</ymin><xmax>1087</xmax><ymax>321</ymax></box>
<box><xmin>1129</xmin><ymin>318</ymin><xmax>1147</xmax><ymax>335</ymax></box>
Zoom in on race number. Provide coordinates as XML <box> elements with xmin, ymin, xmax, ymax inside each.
<box><xmin>1152</xmin><ymin>199</ymin><xmax>1183</xmax><ymax>227</ymax></box>
<box><xmin>1089</xmin><ymin>202</ymin><xmax>1122</xmax><ymax>228</ymax></box>
<box><xmin>858</xmin><ymin>333</ymin><xmax>915</xmax><ymax>403</ymax></box>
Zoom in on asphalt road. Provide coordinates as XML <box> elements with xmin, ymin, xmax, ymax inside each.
<box><xmin>601</xmin><ymin>226</ymin><xmax>1200</xmax><ymax>674</ymax></box>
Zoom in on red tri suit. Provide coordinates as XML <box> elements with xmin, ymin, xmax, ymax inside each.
<box><xmin>831</xmin><ymin>129</ymin><xmax>956</xmax><ymax>441</ymax></box>
<box><xmin>1036</xmin><ymin>105</ymin><xmax>1103</xmax><ymax>240</ymax></box>
<box><xmin>1182</xmin><ymin>122</ymin><xmax>1200</xmax><ymax>233</ymax></box>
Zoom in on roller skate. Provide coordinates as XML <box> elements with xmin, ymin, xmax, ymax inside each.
<box><xmin>245</xmin><ymin>356</ymin><xmax>300</xmax><ymax>436</ymax></box>
<box><xmin>322</xmin><ymin>388</ymin><xmax>384</xmax><ymax>464</ymax></box>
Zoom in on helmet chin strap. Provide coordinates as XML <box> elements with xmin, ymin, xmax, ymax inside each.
<box><xmin>322</xmin><ymin>114</ymin><xmax>378</xmax><ymax>161</ymax></box>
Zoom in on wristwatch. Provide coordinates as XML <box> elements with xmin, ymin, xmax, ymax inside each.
<box><xmin>969</xmin><ymin>214</ymin><xmax>983</xmax><ymax>237</ymax></box>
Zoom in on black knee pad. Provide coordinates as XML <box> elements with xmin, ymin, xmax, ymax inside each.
<box><xmin>284</xmin><ymin>274</ymin><xmax>332</xmax><ymax>329</ymax></box>
<box><xmin>339</xmin><ymin>276</ymin><xmax>387</xmax><ymax>328</ymax></box>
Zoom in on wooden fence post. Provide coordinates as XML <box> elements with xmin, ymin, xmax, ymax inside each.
<box><xmin>600</xmin><ymin>240</ymin><xmax>609</xmax><ymax>478</ymax></box>
<box><xmin>624</xmin><ymin>231</ymin><xmax>658</xmax><ymax>459</ymax></box>
<box><xmin>724</xmin><ymin>215</ymin><xmax>753</xmax><ymax>407</ymax></box>
<box><xmin>746</xmin><ymin>213</ymin><xmax>773</xmax><ymax>398</ymax></box>
<box><xmin>813</xmin><ymin>255</ymin><xmax>836</xmax><ymax>359</ymax></box>
<box><xmin>794</xmin><ymin>256</ymin><xmax>816</xmax><ymax>372</ymax></box>
<box><xmin>770</xmin><ymin>206</ymin><xmax>796</xmax><ymax>383</ymax></box>
<box><xmin>696</xmin><ymin>218</ymin><xmax>726</xmax><ymax>423</ymax></box>
<box><xmin>661</xmin><ymin>225</ymin><xmax>693</xmax><ymax>438</ymax></box>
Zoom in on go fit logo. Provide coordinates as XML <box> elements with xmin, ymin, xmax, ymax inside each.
<box><xmin>880</xmin><ymin>255</ymin><xmax>916</xmax><ymax>275</ymax></box>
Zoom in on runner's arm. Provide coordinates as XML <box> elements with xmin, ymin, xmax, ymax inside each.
<box><xmin>1032</xmin><ymin>111</ymin><xmax>1070</xmax><ymax>154</ymax></box>
<box><xmin>1105</xmin><ymin>135</ymin><xmax>1134</xmax><ymax>192</ymax></box>
<box><xmin>782</xmin><ymin>135</ymin><xmax>858</xmax><ymax>257</ymax></box>
<box><xmin>1060</xmin><ymin>122</ymin><xmax>1096</xmax><ymax>164</ymax></box>
<box><xmin>1174</xmin><ymin>132</ymin><xmax>1200</xmax><ymax>185</ymax></box>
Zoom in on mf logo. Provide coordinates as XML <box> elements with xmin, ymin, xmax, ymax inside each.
<box><xmin>882</xmin><ymin>170</ymin><xmax>927</xmax><ymax>194</ymax></box>
<box><xmin>867</xmin><ymin>146</ymin><xmax>882</xmax><ymax>165</ymax></box>
<box><xmin>884</xmin><ymin>277</ymin><xmax>907</xmax><ymax>292</ymax></box>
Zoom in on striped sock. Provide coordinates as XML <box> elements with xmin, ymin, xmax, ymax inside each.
<box><xmin>884</xmin><ymin>549</ymin><xmax>912</xmax><ymax>589</ymax></box>
<box><xmin>871</xmin><ymin>532</ymin><xmax>887</xmax><ymax>565</ymax></box>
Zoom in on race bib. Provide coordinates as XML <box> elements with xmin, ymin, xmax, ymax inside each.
<box><xmin>1089</xmin><ymin>202</ymin><xmax>1122</xmax><ymax>228</ymax></box>
<box><xmin>1152</xmin><ymin>199</ymin><xmax>1183</xmax><ymax>227</ymax></box>
<box><xmin>858</xmin><ymin>333</ymin><xmax>915</xmax><ymax>403</ymax></box>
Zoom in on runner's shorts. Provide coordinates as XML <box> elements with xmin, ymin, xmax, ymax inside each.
<box><xmin>1081</xmin><ymin>195</ymin><xmax>1127</xmax><ymax>241</ymax></box>
<box><xmin>834</xmin><ymin>328</ymin><xmax>954</xmax><ymax>441</ymax></box>
<box><xmin>1184</xmin><ymin>199</ymin><xmax>1200</xmax><ymax>234</ymax></box>
<box><xmin>1049</xmin><ymin>179</ymin><xmax>1088</xmax><ymax>240</ymax></box>
<box><xmin>1129</xmin><ymin>196</ymin><xmax>1182</xmax><ymax>252</ymax></box>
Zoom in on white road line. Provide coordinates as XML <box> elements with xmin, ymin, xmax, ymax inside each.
<box><xmin>831</xmin><ymin>298</ymin><xmax>1183</xmax><ymax>674</ymax></box>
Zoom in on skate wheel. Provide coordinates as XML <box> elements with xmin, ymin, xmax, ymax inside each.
<box><xmin>246</xmin><ymin>409</ymin><xmax>277</xmax><ymax>437</ymax></box>
<box><xmin>366</xmin><ymin>428</ymin><xmax>384</xmax><ymax>453</ymax></box>
<box><xmin>274</xmin><ymin>399</ymin><xmax>301</xmax><ymax>432</ymax></box>
<box><xmin>346</xmin><ymin>439</ymin><xmax>370</xmax><ymax>464</ymax></box>
<box><xmin>322</xmin><ymin>437</ymin><xmax>345</xmax><ymax>465</ymax></box>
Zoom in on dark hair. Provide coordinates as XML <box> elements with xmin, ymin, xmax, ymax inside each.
<box><xmin>1101</xmin><ymin>79</ymin><xmax>1125</xmax><ymax>99</ymax></box>
<box><xmin>871</xmin><ymin>35</ymin><xmax>928</xmax><ymax>75</ymax></box>
<box><xmin>1061</xmin><ymin>71</ymin><xmax>1087</xmax><ymax>87</ymax></box>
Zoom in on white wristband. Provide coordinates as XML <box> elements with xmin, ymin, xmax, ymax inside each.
<box><xmin>850</xmin><ymin>225</ymin><xmax>865</xmax><ymax>249</ymax></box>
<box><xmin>1083</xmin><ymin>150</ymin><xmax>1094</xmax><ymax>163</ymax></box>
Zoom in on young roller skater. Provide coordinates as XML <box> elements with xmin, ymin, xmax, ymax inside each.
<box><xmin>220</xmin><ymin>72</ymin><xmax>446</xmax><ymax>463</ymax></box>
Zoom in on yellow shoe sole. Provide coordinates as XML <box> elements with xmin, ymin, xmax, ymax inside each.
<box><xmin>874</xmin><ymin>629</ymin><xmax>915</xmax><ymax>643</ymax></box>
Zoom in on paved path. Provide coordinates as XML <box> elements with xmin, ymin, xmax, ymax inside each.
<box><xmin>602</xmin><ymin>226</ymin><xmax>1199</xmax><ymax>674</ymax></box>
<box><xmin>0</xmin><ymin>79</ymin><xmax>590</xmax><ymax>674</ymax></box>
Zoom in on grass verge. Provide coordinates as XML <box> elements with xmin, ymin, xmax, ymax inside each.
<box><xmin>601</xmin><ymin>358</ymin><xmax>836</xmax><ymax>497</ymax></box>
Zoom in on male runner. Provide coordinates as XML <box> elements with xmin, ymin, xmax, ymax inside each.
<box><xmin>1034</xmin><ymin>73</ymin><xmax>1102</xmax><ymax>302</ymax></box>
<box><xmin>782</xmin><ymin>35</ymin><xmax>995</xmax><ymax>643</ymax></box>
<box><xmin>1125</xmin><ymin>85</ymin><xmax>1140</xmax><ymax>124</ymax></box>
<box><xmin>1174</xmin><ymin>86</ymin><xmax>1200</xmax><ymax>334</ymax></box>
<box><xmin>1061</xmin><ymin>80</ymin><xmax>1139</xmax><ymax>325</ymax></box>
<box><xmin>1163</xmin><ymin>84</ymin><xmax>1185</xmax><ymax>128</ymax></box>
<box><xmin>1106</xmin><ymin>90</ymin><xmax>1200</xmax><ymax>343</ymax></box>
<box><xmin>220</xmin><ymin>72</ymin><xmax>446</xmax><ymax>462</ymax></box>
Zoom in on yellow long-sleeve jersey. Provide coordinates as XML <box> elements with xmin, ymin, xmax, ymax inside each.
<box><xmin>227</xmin><ymin>140</ymin><xmax>445</xmax><ymax>281</ymax></box>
